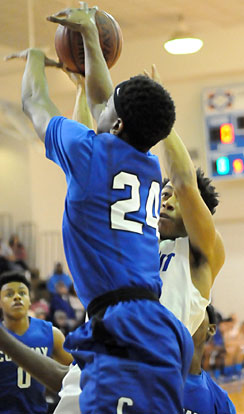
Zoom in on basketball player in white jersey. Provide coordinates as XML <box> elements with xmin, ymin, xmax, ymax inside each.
<box><xmin>143</xmin><ymin>64</ymin><xmax>225</xmax><ymax>336</ymax></box>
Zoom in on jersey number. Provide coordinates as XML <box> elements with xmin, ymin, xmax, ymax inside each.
<box><xmin>111</xmin><ymin>172</ymin><xmax>160</xmax><ymax>235</ymax></box>
<box><xmin>117</xmin><ymin>397</ymin><xmax>134</xmax><ymax>414</ymax></box>
<box><xmin>17</xmin><ymin>367</ymin><xmax>31</xmax><ymax>388</ymax></box>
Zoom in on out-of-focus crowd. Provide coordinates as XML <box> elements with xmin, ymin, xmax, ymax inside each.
<box><xmin>0</xmin><ymin>234</ymin><xmax>85</xmax><ymax>336</ymax></box>
<box><xmin>2</xmin><ymin>233</ymin><xmax>244</xmax><ymax>387</ymax></box>
<box><xmin>203</xmin><ymin>310</ymin><xmax>244</xmax><ymax>383</ymax></box>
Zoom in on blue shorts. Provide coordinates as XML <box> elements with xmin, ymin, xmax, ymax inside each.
<box><xmin>64</xmin><ymin>299</ymin><xmax>193</xmax><ymax>414</ymax></box>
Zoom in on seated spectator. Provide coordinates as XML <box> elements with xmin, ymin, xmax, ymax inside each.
<box><xmin>47</xmin><ymin>262</ymin><xmax>72</xmax><ymax>294</ymax></box>
<box><xmin>68</xmin><ymin>285</ymin><xmax>86</xmax><ymax>324</ymax></box>
<box><xmin>9</xmin><ymin>234</ymin><xmax>29</xmax><ymax>271</ymax></box>
<box><xmin>52</xmin><ymin>310</ymin><xmax>71</xmax><ymax>337</ymax></box>
<box><xmin>0</xmin><ymin>237</ymin><xmax>14</xmax><ymax>261</ymax></box>
<box><xmin>30</xmin><ymin>299</ymin><xmax>50</xmax><ymax>320</ymax></box>
<box><xmin>50</xmin><ymin>282</ymin><xmax>76</xmax><ymax>322</ymax></box>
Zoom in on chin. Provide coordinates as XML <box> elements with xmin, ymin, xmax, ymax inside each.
<box><xmin>159</xmin><ymin>221</ymin><xmax>174</xmax><ymax>240</ymax></box>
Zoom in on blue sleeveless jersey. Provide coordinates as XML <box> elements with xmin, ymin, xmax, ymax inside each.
<box><xmin>183</xmin><ymin>370</ymin><xmax>236</xmax><ymax>413</ymax></box>
<box><xmin>46</xmin><ymin>117</ymin><xmax>162</xmax><ymax>308</ymax></box>
<box><xmin>46</xmin><ymin>117</ymin><xmax>194</xmax><ymax>414</ymax></box>
<box><xmin>0</xmin><ymin>317</ymin><xmax>54</xmax><ymax>414</ymax></box>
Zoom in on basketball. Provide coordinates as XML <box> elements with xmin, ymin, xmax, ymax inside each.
<box><xmin>54</xmin><ymin>10</ymin><xmax>123</xmax><ymax>75</ymax></box>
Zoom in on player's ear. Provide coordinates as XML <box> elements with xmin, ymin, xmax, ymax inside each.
<box><xmin>208</xmin><ymin>323</ymin><xmax>216</xmax><ymax>337</ymax></box>
<box><xmin>110</xmin><ymin>118</ymin><xmax>123</xmax><ymax>135</ymax></box>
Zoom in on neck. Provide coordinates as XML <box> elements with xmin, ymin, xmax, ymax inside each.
<box><xmin>3</xmin><ymin>315</ymin><xmax>30</xmax><ymax>336</ymax></box>
<box><xmin>189</xmin><ymin>344</ymin><xmax>204</xmax><ymax>375</ymax></box>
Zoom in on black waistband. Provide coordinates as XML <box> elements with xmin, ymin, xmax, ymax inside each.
<box><xmin>87</xmin><ymin>286</ymin><xmax>159</xmax><ymax>319</ymax></box>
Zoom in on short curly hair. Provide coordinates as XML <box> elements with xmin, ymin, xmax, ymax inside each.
<box><xmin>162</xmin><ymin>167</ymin><xmax>219</xmax><ymax>215</ymax></box>
<box><xmin>0</xmin><ymin>270</ymin><xmax>31</xmax><ymax>291</ymax></box>
<box><xmin>114</xmin><ymin>75</ymin><xmax>175</xmax><ymax>151</ymax></box>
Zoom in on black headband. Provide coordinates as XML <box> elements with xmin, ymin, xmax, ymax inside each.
<box><xmin>113</xmin><ymin>80</ymin><xmax>128</xmax><ymax>119</ymax></box>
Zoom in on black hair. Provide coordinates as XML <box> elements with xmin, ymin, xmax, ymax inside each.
<box><xmin>0</xmin><ymin>271</ymin><xmax>31</xmax><ymax>291</ymax></box>
<box><xmin>206</xmin><ymin>304</ymin><xmax>217</xmax><ymax>325</ymax></box>
<box><xmin>114</xmin><ymin>75</ymin><xmax>175</xmax><ymax>151</ymax></box>
<box><xmin>162</xmin><ymin>167</ymin><xmax>219</xmax><ymax>215</ymax></box>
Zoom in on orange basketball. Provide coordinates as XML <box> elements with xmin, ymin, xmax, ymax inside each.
<box><xmin>55</xmin><ymin>10</ymin><xmax>123</xmax><ymax>75</ymax></box>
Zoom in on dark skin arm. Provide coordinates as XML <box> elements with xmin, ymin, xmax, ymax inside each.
<box><xmin>145</xmin><ymin>64</ymin><xmax>225</xmax><ymax>300</ymax></box>
<box><xmin>47</xmin><ymin>2</ymin><xmax>114</xmax><ymax>123</ymax></box>
<box><xmin>0</xmin><ymin>325</ymin><xmax>69</xmax><ymax>393</ymax></box>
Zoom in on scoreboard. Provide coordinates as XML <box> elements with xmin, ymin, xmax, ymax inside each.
<box><xmin>202</xmin><ymin>84</ymin><xmax>244</xmax><ymax>179</ymax></box>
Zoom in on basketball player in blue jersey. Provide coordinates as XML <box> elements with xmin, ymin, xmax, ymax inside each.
<box><xmin>183</xmin><ymin>305</ymin><xmax>236</xmax><ymax>413</ymax></box>
<box><xmin>0</xmin><ymin>271</ymin><xmax>73</xmax><ymax>414</ymax></box>
<box><xmin>14</xmin><ymin>3</ymin><xmax>194</xmax><ymax>413</ymax></box>
<box><xmin>0</xmin><ymin>307</ymin><xmax>237</xmax><ymax>414</ymax></box>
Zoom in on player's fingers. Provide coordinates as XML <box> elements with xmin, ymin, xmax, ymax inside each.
<box><xmin>4</xmin><ymin>53</ymin><xmax>23</xmax><ymax>61</ymax></box>
<box><xmin>47</xmin><ymin>15</ymin><xmax>63</xmax><ymax>23</ymax></box>
<box><xmin>47</xmin><ymin>9</ymin><xmax>70</xmax><ymax>23</ymax></box>
<box><xmin>143</xmin><ymin>69</ymin><xmax>150</xmax><ymax>78</ymax></box>
<box><xmin>89</xmin><ymin>6</ymin><xmax>98</xmax><ymax>17</ymax></box>
<box><xmin>47</xmin><ymin>15</ymin><xmax>68</xmax><ymax>24</ymax></box>
<box><xmin>4</xmin><ymin>54</ymin><xmax>16</xmax><ymax>61</ymax></box>
<box><xmin>45</xmin><ymin>59</ymin><xmax>63</xmax><ymax>67</ymax></box>
<box><xmin>79</xmin><ymin>2</ymin><xmax>88</xmax><ymax>11</ymax></box>
<box><xmin>152</xmin><ymin>64</ymin><xmax>161</xmax><ymax>84</ymax></box>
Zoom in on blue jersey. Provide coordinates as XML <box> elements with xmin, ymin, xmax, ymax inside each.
<box><xmin>45</xmin><ymin>116</ymin><xmax>162</xmax><ymax>308</ymax></box>
<box><xmin>184</xmin><ymin>370</ymin><xmax>236</xmax><ymax>414</ymax></box>
<box><xmin>0</xmin><ymin>317</ymin><xmax>54</xmax><ymax>414</ymax></box>
<box><xmin>45</xmin><ymin>117</ymin><xmax>194</xmax><ymax>414</ymax></box>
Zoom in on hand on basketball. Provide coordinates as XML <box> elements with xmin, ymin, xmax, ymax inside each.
<box><xmin>62</xmin><ymin>66</ymin><xmax>85</xmax><ymax>87</ymax></box>
<box><xmin>4</xmin><ymin>48</ymin><xmax>62</xmax><ymax>68</ymax></box>
<box><xmin>47</xmin><ymin>2</ymin><xmax>98</xmax><ymax>33</ymax></box>
<box><xmin>144</xmin><ymin>64</ymin><xmax>162</xmax><ymax>85</ymax></box>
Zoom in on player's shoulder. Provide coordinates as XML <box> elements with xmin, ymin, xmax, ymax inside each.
<box><xmin>48</xmin><ymin>116</ymin><xmax>94</xmax><ymax>136</ymax></box>
<box><xmin>29</xmin><ymin>316</ymin><xmax>53</xmax><ymax>331</ymax></box>
<box><xmin>204</xmin><ymin>370</ymin><xmax>227</xmax><ymax>394</ymax></box>
<box><xmin>160</xmin><ymin>236</ymin><xmax>188</xmax><ymax>251</ymax></box>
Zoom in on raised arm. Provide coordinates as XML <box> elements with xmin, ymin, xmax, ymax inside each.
<box><xmin>47</xmin><ymin>3</ymin><xmax>114</xmax><ymax>123</ymax></box>
<box><xmin>21</xmin><ymin>49</ymin><xmax>61</xmax><ymax>141</ymax></box>
<box><xmin>63</xmin><ymin>69</ymin><xmax>94</xmax><ymax>127</ymax></box>
<box><xmin>161</xmin><ymin>125</ymin><xmax>225</xmax><ymax>282</ymax></box>
<box><xmin>146</xmin><ymin>64</ymin><xmax>225</xmax><ymax>286</ymax></box>
<box><xmin>0</xmin><ymin>325</ymin><xmax>68</xmax><ymax>393</ymax></box>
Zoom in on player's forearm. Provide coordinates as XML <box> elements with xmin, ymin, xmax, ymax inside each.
<box><xmin>0</xmin><ymin>326</ymin><xmax>67</xmax><ymax>393</ymax></box>
<box><xmin>161</xmin><ymin>128</ymin><xmax>196</xmax><ymax>190</ymax></box>
<box><xmin>22</xmin><ymin>50</ymin><xmax>49</xmax><ymax>112</ymax></box>
<box><xmin>22</xmin><ymin>49</ymin><xmax>60</xmax><ymax>141</ymax></box>
<box><xmin>73</xmin><ymin>84</ymin><xmax>94</xmax><ymax>128</ymax></box>
<box><xmin>82</xmin><ymin>27</ymin><xmax>114</xmax><ymax>118</ymax></box>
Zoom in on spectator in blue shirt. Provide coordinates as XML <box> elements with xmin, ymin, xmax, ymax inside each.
<box><xmin>47</xmin><ymin>263</ymin><xmax>72</xmax><ymax>294</ymax></box>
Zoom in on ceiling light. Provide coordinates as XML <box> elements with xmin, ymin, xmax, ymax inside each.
<box><xmin>164</xmin><ymin>15</ymin><xmax>203</xmax><ymax>55</ymax></box>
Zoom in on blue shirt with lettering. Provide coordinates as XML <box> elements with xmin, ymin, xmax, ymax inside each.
<box><xmin>184</xmin><ymin>370</ymin><xmax>236</xmax><ymax>413</ymax></box>
<box><xmin>0</xmin><ymin>317</ymin><xmax>53</xmax><ymax>414</ymax></box>
<box><xmin>45</xmin><ymin>116</ymin><xmax>162</xmax><ymax>308</ymax></box>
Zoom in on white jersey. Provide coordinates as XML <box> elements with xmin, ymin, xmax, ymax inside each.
<box><xmin>54</xmin><ymin>363</ymin><xmax>81</xmax><ymax>414</ymax></box>
<box><xmin>159</xmin><ymin>236</ymin><xmax>210</xmax><ymax>336</ymax></box>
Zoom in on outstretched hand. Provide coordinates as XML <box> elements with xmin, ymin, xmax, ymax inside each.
<box><xmin>4</xmin><ymin>48</ymin><xmax>62</xmax><ymax>68</ymax></box>
<box><xmin>144</xmin><ymin>64</ymin><xmax>162</xmax><ymax>85</ymax></box>
<box><xmin>47</xmin><ymin>2</ymin><xmax>98</xmax><ymax>32</ymax></box>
